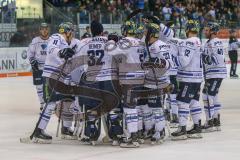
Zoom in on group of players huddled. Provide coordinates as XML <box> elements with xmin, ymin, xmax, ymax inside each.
<box><xmin>24</xmin><ymin>14</ymin><xmax>227</xmax><ymax>148</ymax></box>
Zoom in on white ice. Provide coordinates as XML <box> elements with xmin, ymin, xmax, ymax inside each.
<box><xmin>0</xmin><ymin>75</ymin><xmax>240</xmax><ymax>160</ymax></box>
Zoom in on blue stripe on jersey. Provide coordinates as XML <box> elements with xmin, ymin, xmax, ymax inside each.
<box><xmin>164</xmin><ymin>27</ymin><xmax>169</xmax><ymax>35</ymax></box>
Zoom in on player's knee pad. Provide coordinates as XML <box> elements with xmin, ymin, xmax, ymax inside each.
<box><xmin>107</xmin><ymin>109</ymin><xmax>123</xmax><ymax>137</ymax></box>
<box><xmin>84</xmin><ymin>111</ymin><xmax>101</xmax><ymax>140</ymax></box>
<box><xmin>123</xmin><ymin>108</ymin><xmax>138</xmax><ymax>135</ymax></box>
<box><xmin>152</xmin><ymin>108</ymin><xmax>165</xmax><ymax>132</ymax></box>
<box><xmin>177</xmin><ymin>101</ymin><xmax>190</xmax><ymax>126</ymax></box>
<box><xmin>189</xmin><ymin>99</ymin><xmax>202</xmax><ymax>124</ymax></box>
<box><xmin>142</xmin><ymin>104</ymin><xmax>153</xmax><ymax>131</ymax></box>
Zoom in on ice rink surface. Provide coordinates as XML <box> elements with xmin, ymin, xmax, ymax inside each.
<box><xmin>0</xmin><ymin>75</ymin><xmax>240</xmax><ymax>160</ymax></box>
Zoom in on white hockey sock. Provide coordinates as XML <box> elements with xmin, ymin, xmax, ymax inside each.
<box><xmin>123</xmin><ymin>108</ymin><xmax>138</xmax><ymax>134</ymax></box>
<box><xmin>202</xmin><ymin>94</ymin><xmax>214</xmax><ymax>120</ymax></box>
<box><xmin>36</xmin><ymin>84</ymin><xmax>44</xmax><ymax>105</ymax></box>
<box><xmin>38</xmin><ymin>102</ymin><xmax>56</xmax><ymax>130</ymax></box>
<box><xmin>178</xmin><ymin>101</ymin><xmax>190</xmax><ymax>126</ymax></box>
<box><xmin>136</xmin><ymin>105</ymin><xmax>143</xmax><ymax>131</ymax></box>
<box><xmin>152</xmin><ymin>107</ymin><xmax>165</xmax><ymax>132</ymax></box>
<box><xmin>63</xmin><ymin>121</ymin><xmax>72</xmax><ymax>128</ymax></box>
<box><xmin>189</xmin><ymin>99</ymin><xmax>202</xmax><ymax>124</ymax></box>
<box><xmin>142</xmin><ymin>104</ymin><xmax>153</xmax><ymax>131</ymax></box>
<box><xmin>170</xmin><ymin>94</ymin><xmax>178</xmax><ymax>115</ymax></box>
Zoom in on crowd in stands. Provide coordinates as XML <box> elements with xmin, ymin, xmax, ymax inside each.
<box><xmin>47</xmin><ymin>0</ymin><xmax>240</xmax><ymax>28</ymax></box>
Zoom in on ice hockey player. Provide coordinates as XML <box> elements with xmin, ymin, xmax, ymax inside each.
<box><xmin>201</xmin><ymin>22</ymin><xmax>227</xmax><ymax>132</ymax></box>
<box><xmin>74</xmin><ymin>20</ymin><xmax>121</xmax><ymax>146</ymax></box>
<box><xmin>29</xmin><ymin>22</ymin><xmax>80</xmax><ymax>143</ymax></box>
<box><xmin>165</xmin><ymin>22</ymin><xmax>180</xmax><ymax>127</ymax></box>
<box><xmin>143</xmin><ymin>22</ymin><xmax>172</xmax><ymax>144</ymax></box>
<box><xmin>27</xmin><ymin>22</ymin><xmax>49</xmax><ymax>110</ymax></box>
<box><xmin>171</xmin><ymin>20</ymin><xmax>203</xmax><ymax>140</ymax></box>
<box><xmin>228</xmin><ymin>29</ymin><xmax>240</xmax><ymax>78</ymax></box>
<box><xmin>105</xmin><ymin>20</ymin><xmax>146</xmax><ymax>147</ymax></box>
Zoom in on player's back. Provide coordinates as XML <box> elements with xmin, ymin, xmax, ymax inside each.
<box><xmin>106</xmin><ymin>36</ymin><xmax>145</xmax><ymax>85</ymax></box>
<box><xmin>203</xmin><ymin>38</ymin><xmax>227</xmax><ymax>79</ymax></box>
<box><xmin>79</xmin><ymin>36</ymin><xmax>118</xmax><ymax>82</ymax></box>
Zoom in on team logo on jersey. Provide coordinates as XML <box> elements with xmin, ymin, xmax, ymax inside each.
<box><xmin>41</xmin><ymin>44</ymin><xmax>48</xmax><ymax>50</ymax></box>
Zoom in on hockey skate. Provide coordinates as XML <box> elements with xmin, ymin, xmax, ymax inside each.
<box><xmin>20</xmin><ymin>128</ymin><xmax>52</xmax><ymax>144</ymax></box>
<box><xmin>213</xmin><ymin>114</ymin><xmax>221</xmax><ymax>131</ymax></box>
<box><xmin>61</xmin><ymin>127</ymin><xmax>77</xmax><ymax>140</ymax></box>
<box><xmin>151</xmin><ymin>130</ymin><xmax>165</xmax><ymax>144</ymax></box>
<box><xmin>137</xmin><ymin>130</ymin><xmax>145</xmax><ymax>144</ymax></box>
<box><xmin>120</xmin><ymin>133</ymin><xmax>140</xmax><ymax>148</ymax></box>
<box><xmin>171</xmin><ymin>126</ymin><xmax>188</xmax><ymax>140</ymax></box>
<box><xmin>202</xmin><ymin>119</ymin><xmax>215</xmax><ymax>133</ymax></box>
<box><xmin>187</xmin><ymin>124</ymin><xmax>202</xmax><ymax>139</ymax></box>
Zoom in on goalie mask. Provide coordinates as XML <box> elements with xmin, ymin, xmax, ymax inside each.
<box><xmin>145</xmin><ymin>23</ymin><xmax>160</xmax><ymax>39</ymax></box>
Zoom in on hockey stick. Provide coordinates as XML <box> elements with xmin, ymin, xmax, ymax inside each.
<box><xmin>20</xmin><ymin>44</ymin><xmax>77</xmax><ymax>143</ymax></box>
<box><xmin>56</xmin><ymin>100</ymin><xmax>63</xmax><ymax>137</ymax></box>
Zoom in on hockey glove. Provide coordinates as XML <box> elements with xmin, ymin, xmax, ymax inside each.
<box><xmin>141</xmin><ymin>58</ymin><xmax>166</xmax><ymax>69</ymax></box>
<box><xmin>30</xmin><ymin>59</ymin><xmax>39</xmax><ymax>71</ymax></box>
<box><xmin>59</xmin><ymin>48</ymin><xmax>75</xmax><ymax>60</ymax></box>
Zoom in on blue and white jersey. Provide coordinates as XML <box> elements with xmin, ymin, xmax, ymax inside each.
<box><xmin>203</xmin><ymin>38</ymin><xmax>227</xmax><ymax>79</ymax></box>
<box><xmin>74</xmin><ymin>36</ymin><xmax>118</xmax><ymax>82</ymax></box>
<box><xmin>176</xmin><ymin>36</ymin><xmax>203</xmax><ymax>83</ymax></box>
<box><xmin>42</xmin><ymin>33</ymin><xmax>81</xmax><ymax>83</ymax></box>
<box><xmin>144</xmin><ymin>39</ymin><xmax>172</xmax><ymax>89</ymax></box>
<box><xmin>166</xmin><ymin>38</ymin><xmax>181</xmax><ymax>76</ymax></box>
<box><xmin>106</xmin><ymin>37</ymin><xmax>145</xmax><ymax>85</ymax></box>
<box><xmin>159</xmin><ymin>23</ymin><xmax>174</xmax><ymax>42</ymax></box>
<box><xmin>27</xmin><ymin>36</ymin><xmax>49</xmax><ymax>70</ymax></box>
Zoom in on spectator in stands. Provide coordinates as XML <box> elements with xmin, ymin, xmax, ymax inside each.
<box><xmin>162</xmin><ymin>3</ymin><xmax>172</xmax><ymax>21</ymax></box>
<box><xmin>81</xmin><ymin>26</ymin><xmax>91</xmax><ymax>39</ymax></box>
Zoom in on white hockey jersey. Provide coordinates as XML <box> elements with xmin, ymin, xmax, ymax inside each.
<box><xmin>74</xmin><ymin>36</ymin><xmax>118</xmax><ymax>82</ymax></box>
<box><xmin>27</xmin><ymin>36</ymin><xmax>49</xmax><ymax>70</ymax></box>
<box><xmin>176</xmin><ymin>36</ymin><xmax>203</xmax><ymax>83</ymax></box>
<box><xmin>159</xmin><ymin>23</ymin><xmax>174</xmax><ymax>42</ymax></box>
<box><xmin>106</xmin><ymin>37</ymin><xmax>145</xmax><ymax>85</ymax></box>
<box><xmin>203</xmin><ymin>38</ymin><xmax>227</xmax><ymax>79</ymax></box>
<box><xmin>166</xmin><ymin>38</ymin><xmax>181</xmax><ymax>75</ymax></box>
<box><xmin>144</xmin><ymin>39</ymin><xmax>171</xmax><ymax>89</ymax></box>
<box><xmin>42</xmin><ymin>33</ymin><xmax>81</xmax><ymax>83</ymax></box>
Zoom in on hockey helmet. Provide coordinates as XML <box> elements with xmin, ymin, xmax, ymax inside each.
<box><xmin>121</xmin><ymin>20</ymin><xmax>137</xmax><ymax>36</ymax></box>
<box><xmin>58</xmin><ymin>22</ymin><xmax>74</xmax><ymax>34</ymax></box>
<box><xmin>206</xmin><ymin>22</ymin><xmax>220</xmax><ymax>33</ymax></box>
<box><xmin>185</xmin><ymin>19</ymin><xmax>199</xmax><ymax>33</ymax></box>
<box><xmin>145</xmin><ymin>23</ymin><xmax>160</xmax><ymax>38</ymax></box>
